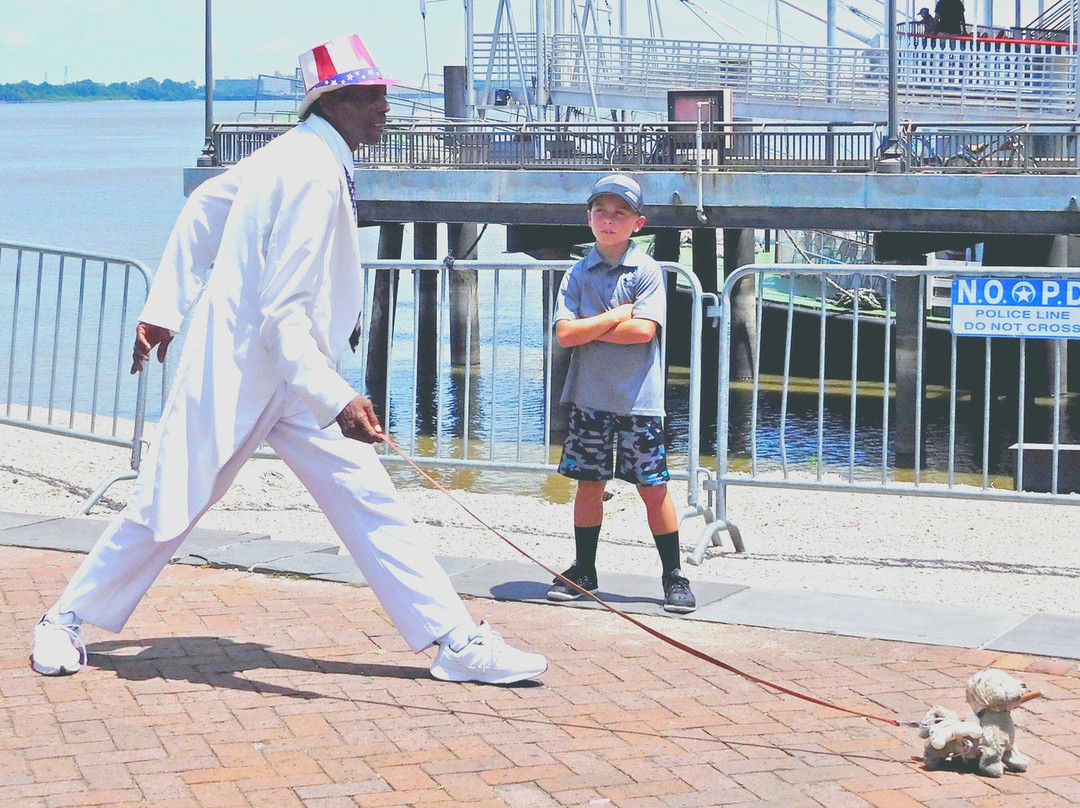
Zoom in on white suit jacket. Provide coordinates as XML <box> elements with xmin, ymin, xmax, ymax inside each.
<box><xmin>136</xmin><ymin>116</ymin><xmax>362</xmax><ymax>540</ymax></box>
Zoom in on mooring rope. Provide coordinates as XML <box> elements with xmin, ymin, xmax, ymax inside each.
<box><xmin>382</xmin><ymin>435</ymin><xmax>915</xmax><ymax>728</ymax></box>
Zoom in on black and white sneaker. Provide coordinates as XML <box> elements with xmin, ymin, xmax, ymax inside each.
<box><xmin>547</xmin><ymin>562</ymin><xmax>598</xmax><ymax>602</ymax></box>
<box><xmin>662</xmin><ymin>569</ymin><xmax>697</xmax><ymax>614</ymax></box>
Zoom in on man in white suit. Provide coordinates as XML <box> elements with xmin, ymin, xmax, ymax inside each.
<box><xmin>31</xmin><ymin>33</ymin><xmax>547</xmax><ymax>686</ymax></box>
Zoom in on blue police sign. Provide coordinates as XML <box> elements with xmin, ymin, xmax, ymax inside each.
<box><xmin>951</xmin><ymin>277</ymin><xmax>1080</xmax><ymax>338</ymax></box>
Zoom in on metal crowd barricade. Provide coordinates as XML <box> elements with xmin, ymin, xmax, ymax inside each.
<box><xmin>693</xmin><ymin>263</ymin><xmax>1080</xmax><ymax>564</ymax></box>
<box><xmin>0</xmin><ymin>245</ymin><xmax>711</xmax><ymax>544</ymax></box>
<box><xmin>338</xmin><ymin>259</ymin><xmax>713</xmax><ymax>534</ymax></box>
<box><xmin>0</xmin><ymin>241</ymin><xmax>162</xmax><ymax>512</ymax></box>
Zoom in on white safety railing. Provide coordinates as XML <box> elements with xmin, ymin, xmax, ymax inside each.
<box><xmin>694</xmin><ymin>263</ymin><xmax>1080</xmax><ymax>564</ymax></box>
<box><xmin>473</xmin><ymin>32</ymin><xmax>1079</xmax><ymax>119</ymax></box>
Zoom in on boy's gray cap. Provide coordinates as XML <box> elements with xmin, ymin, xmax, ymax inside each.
<box><xmin>587</xmin><ymin>173</ymin><xmax>644</xmax><ymax>213</ymax></box>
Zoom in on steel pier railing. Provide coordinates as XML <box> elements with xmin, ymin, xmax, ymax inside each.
<box><xmin>209</xmin><ymin>119</ymin><xmax>1079</xmax><ymax>175</ymax></box>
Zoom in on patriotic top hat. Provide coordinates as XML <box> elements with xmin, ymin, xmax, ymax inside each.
<box><xmin>297</xmin><ymin>33</ymin><xmax>397</xmax><ymax>119</ymax></box>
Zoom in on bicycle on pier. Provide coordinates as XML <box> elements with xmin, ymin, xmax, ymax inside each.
<box><xmin>892</xmin><ymin>123</ymin><xmax>947</xmax><ymax>168</ymax></box>
<box><xmin>944</xmin><ymin>126</ymin><xmax>1038</xmax><ymax>170</ymax></box>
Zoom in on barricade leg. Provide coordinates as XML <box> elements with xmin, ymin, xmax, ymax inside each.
<box><xmin>78</xmin><ymin>469</ymin><xmax>139</xmax><ymax>515</ymax></box>
<box><xmin>687</xmin><ymin>478</ymin><xmax>744</xmax><ymax>564</ymax></box>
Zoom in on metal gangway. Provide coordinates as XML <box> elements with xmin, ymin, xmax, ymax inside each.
<box><xmin>474</xmin><ymin>30</ymin><xmax>1080</xmax><ymax>122</ymax></box>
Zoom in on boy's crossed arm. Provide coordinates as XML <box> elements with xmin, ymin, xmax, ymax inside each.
<box><xmin>556</xmin><ymin>303</ymin><xmax>656</xmax><ymax>348</ymax></box>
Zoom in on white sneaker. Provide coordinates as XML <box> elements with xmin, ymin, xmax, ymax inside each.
<box><xmin>31</xmin><ymin>614</ymin><xmax>87</xmax><ymax>676</ymax></box>
<box><xmin>430</xmin><ymin>621</ymin><xmax>547</xmax><ymax>684</ymax></box>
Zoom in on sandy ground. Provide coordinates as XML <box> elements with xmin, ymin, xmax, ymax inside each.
<box><xmin>3</xmin><ymin>420</ymin><xmax>1079</xmax><ymax>615</ymax></box>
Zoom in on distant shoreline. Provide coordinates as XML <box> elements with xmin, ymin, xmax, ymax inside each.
<box><xmin>0</xmin><ymin>96</ymin><xmax>262</xmax><ymax>104</ymax></box>
<box><xmin>0</xmin><ymin>78</ymin><xmax>290</xmax><ymax>104</ymax></box>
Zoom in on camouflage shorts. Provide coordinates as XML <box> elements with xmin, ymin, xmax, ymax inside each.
<box><xmin>557</xmin><ymin>404</ymin><xmax>669</xmax><ymax>486</ymax></box>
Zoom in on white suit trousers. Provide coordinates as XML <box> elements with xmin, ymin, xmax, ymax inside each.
<box><xmin>55</xmin><ymin>389</ymin><xmax>473</xmax><ymax>652</ymax></box>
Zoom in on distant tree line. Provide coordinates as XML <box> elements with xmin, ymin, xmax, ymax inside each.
<box><xmin>0</xmin><ymin>78</ymin><xmax>204</xmax><ymax>103</ymax></box>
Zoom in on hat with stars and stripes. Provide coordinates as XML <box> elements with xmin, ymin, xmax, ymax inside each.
<box><xmin>297</xmin><ymin>33</ymin><xmax>398</xmax><ymax>119</ymax></box>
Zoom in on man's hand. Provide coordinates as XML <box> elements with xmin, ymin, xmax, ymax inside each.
<box><xmin>130</xmin><ymin>322</ymin><xmax>174</xmax><ymax>374</ymax></box>
<box><xmin>336</xmin><ymin>395</ymin><xmax>385</xmax><ymax>443</ymax></box>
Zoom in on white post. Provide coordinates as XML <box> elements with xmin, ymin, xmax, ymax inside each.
<box><xmin>827</xmin><ymin>0</ymin><xmax>837</xmax><ymax>105</ymax></box>
<box><xmin>198</xmin><ymin>0</ymin><xmax>215</xmax><ymax>166</ymax></box>
<box><xmin>535</xmin><ymin>0</ymin><xmax>547</xmax><ymax>119</ymax></box>
<box><xmin>464</xmin><ymin>0</ymin><xmax>476</xmax><ymax>118</ymax></box>
<box><xmin>1074</xmin><ymin>0</ymin><xmax>1079</xmax><ymax>116</ymax></box>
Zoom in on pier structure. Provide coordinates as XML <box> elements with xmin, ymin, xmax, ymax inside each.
<box><xmin>184</xmin><ymin>0</ymin><xmax>1080</xmax><ymax>458</ymax></box>
<box><xmin>185</xmin><ymin>115</ymin><xmax>1080</xmax><ymax>459</ymax></box>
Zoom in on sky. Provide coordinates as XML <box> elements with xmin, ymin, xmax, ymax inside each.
<box><xmin>0</xmin><ymin>0</ymin><xmax>1057</xmax><ymax>87</ymax></box>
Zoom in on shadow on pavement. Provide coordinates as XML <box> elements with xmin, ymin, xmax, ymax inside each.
<box><xmin>88</xmin><ymin>636</ymin><xmax>432</xmax><ymax>699</ymax></box>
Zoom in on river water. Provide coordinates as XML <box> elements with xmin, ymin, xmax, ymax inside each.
<box><xmin>0</xmin><ymin>100</ymin><xmax>514</xmax><ymax>265</ymax></box>
<box><xmin>0</xmin><ymin>100</ymin><xmax>555</xmax><ymax>496</ymax></box>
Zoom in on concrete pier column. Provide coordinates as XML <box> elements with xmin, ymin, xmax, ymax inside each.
<box><xmin>414</xmin><ymin>222</ymin><xmax>439</xmax><ymax>432</ymax></box>
<box><xmin>722</xmin><ymin>228</ymin><xmax>758</xmax><ymax>381</ymax></box>
<box><xmin>443</xmin><ymin>66</ymin><xmax>481</xmax><ymax>369</ymax></box>
<box><xmin>365</xmin><ymin>223</ymin><xmax>403</xmax><ymax>415</ymax></box>
<box><xmin>983</xmin><ymin>234</ymin><xmax>1068</xmax><ymax>403</ymax></box>
<box><xmin>692</xmin><ymin>228</ymin><xmax>719</xmax><ymax>295</ymax></box>
<box><xmin>874</xmin><ymin>232</ymin><xmax>929</xmax><ymax>466</ymax></box>
<box><xmin>693</xmin><ymin>228</ymin><xmax>720</xmax><ymax>448</ymax></box>
<box><xmin>448</xmin><ymin>222</ymin><xmax>480</xmax><ymax>366</ymax></box>
<box><xmin>983</xmin><ymin>235</ymin><xmax>1071</xmax><ymax>448</ymax></box>
<box><xmin>506</xmin><ymin>225</ymin><xmax>581</xmax><ymax>437</ymax></box>
<box><xmin>892</xmin><ymin>267</ymin><xmax>926</xmax><ymax>465</ymax></box>
<box><xmin>1044</xmin><ymin>235</ymin><xmax>1070</xmax><ymax>409</ymax></box>
<box><xmin>653</xmin><ymin>229</ymin><xmax>686</xmax><ymax>367</ymax></box>
<box><xmin>1068</xmin><ymin>236</ymin><xmax>1080</xmax><ymax>394</ymax></box>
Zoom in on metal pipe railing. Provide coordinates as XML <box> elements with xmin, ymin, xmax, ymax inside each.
<box><xmin>208</xmin><ymin>118</ymin><xmax>1080</xmax><ymax>175</ymax></box>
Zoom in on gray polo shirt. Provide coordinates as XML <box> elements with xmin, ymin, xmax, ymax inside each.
<box><xmin>554</xmin><ymin>243</ymin><xmax>666</xmax><ymax>416</ymax></box>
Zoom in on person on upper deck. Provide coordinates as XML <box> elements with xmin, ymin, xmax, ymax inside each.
<box><xmin>29</xmin><ymin>32</ymin><xmax>547</xmax><ymax>687</ymax></box>
<box><xmin>935</xmin><ymin>0</ymin><xmax>966</xmax><ymax>36</ymax></box>
<box><xmin>918</xmin><ymin>7</ymin><xmax>938</xmax><ymax>35</ymax></box>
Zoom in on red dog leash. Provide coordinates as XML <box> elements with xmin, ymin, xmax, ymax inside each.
<box><xmin>382</xmin><ymin>436</ymin><xmax>912</xmax><ymax>728</ymax></box>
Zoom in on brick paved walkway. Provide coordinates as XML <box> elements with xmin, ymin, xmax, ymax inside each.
<box><xmin>4</xmin><ymin>546</ymin><xmax>1080</xmax><ymax>808</ymax></box>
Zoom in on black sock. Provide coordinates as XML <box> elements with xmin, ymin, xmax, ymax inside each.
<box><xmin>574</xmin><ymin>525</ymin><xmax>601</xmax><ymax>573</ymax></box>
<box><xmin>653</xmin><ymin>531</ymin><xmax>681</xmax><ymax>577</ymax></box>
